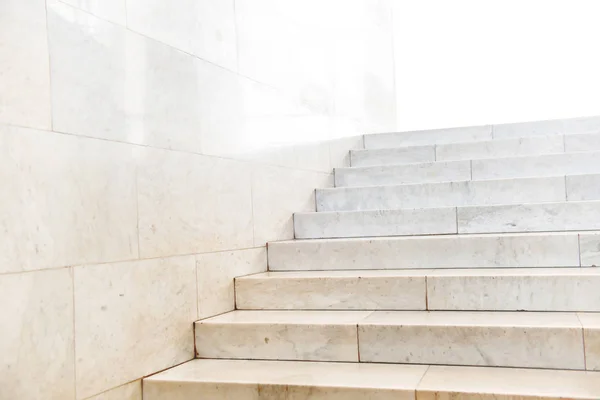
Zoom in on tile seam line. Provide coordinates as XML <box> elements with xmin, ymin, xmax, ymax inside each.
<box><xmin>1</xmin><ymin>123</ymin><xmax>334</xmax><ymax>176</ymax></box>
<box><xmin>575</xmin><ymin>313</ymin><xmax>587</xmax><ymax>370</ymax></box>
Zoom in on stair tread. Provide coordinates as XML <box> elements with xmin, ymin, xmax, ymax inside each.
<box><xmin>240</xmin><ymin>267</ymin><xmax>600</xmax><ymax>279</ymax></box>
<box><xmin>144</xmin><ymin>359</ymin><xmax>600</xmax><ymax>399</ymax></box>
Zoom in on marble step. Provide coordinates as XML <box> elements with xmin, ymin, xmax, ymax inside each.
<box><xmin>143</xmin><ymin>360</ymin><xmax>600</xmax><ymax>400</ymax></box>
<box><xmin>193</xmin><ymin>310</ymin><xmax>597</xmax><ymax>370</ymax></box>
<box><xmin>335</xmin><ymin>151</ymin><xmax>600</xmax><ymax>187</ymax></box>
<box><xmin>318</xmin><ymin>174</ymin><xmax>600</xmax><ymax>212</ymax></box>
<box><xmin>353</xmin><ymin>132</ymin><xmax>600</xmax><ymax>167</ymax></box>
<box><xmin>267</xmin><ymin>232</ymin><xmax>600</xmax><ymax>271</ymax></box>
<box><xmin>235</xmin><ymin>268</ymin><xmax>600</xmax><ymax>312</ymax></box>
<box><xmin>295</xmin><ymin>200</ymin><xmax>600</xmax><ymax>239</ymax></box>
<box><xmin>363</xmin><ymin>116</ymin><xmax>600</xmax><ymax>149</ymax></box>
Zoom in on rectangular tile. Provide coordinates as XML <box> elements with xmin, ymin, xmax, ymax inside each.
<box><xmin>0</xmin><ymin>125</ymin><xmax>138</xmax><ymax>274</ymax></box>
<box><xmin>136</xmin><ymin>147</ymin><xmax>253</xmax><ymax>258</ymax></box>
<box><xmin>350</xmin><ymin>146</ymin><xmax>435</xmax><ymax>167</ymax></box>
<box><xmin>565</xmin><ymin>132</ymin><xmax>600</xmax><ymax>152</ymax></box>
<box><xmin>416</xmin><ymin>365</ymin><xmax>600</xmax><ymax>400</ymax></box>
<box><xmin>492</xmin><ymin>116</ymin><xmax>600</xmax><ymax>139</ymax></box>
<box><xmin>364</xmin><ymin>126</ymin><xmax>492</xmax><ymax>148</ymax></box>
<box><xmin>0</xmin><ymin>0</ymin><xmax>51</xmax><ymax>129</ymax></box>
<box><xmin>295</xmin><ymin>208</ymin><xmax>456</xmax><ymax>239</ymax></box>
<box><xmin>0</xmin><ymin>269</ymin><xmax>74</xmax><ymax>400</ymax></box>
<box><xmin>472</xmin><ymin>152</ymin><xmax>600</xmax><ymax>180</ymax></box>
<box><xmin>74</xmin><ymin>256</ymin><xmax>197</xmax><ymax>398</ymax></box>
<box><xmin>427</xmin><ymin>268</ymin><xmax>600</xmax><ymax>311</ymax></box>
<box><xmin>457</xmin><ymin>201</ymin><xmax>600</xmax><ymax>234</ymax></box>
<box><xmin>268</xmin><ymin>233</ymin><xmax>581</xmax><ymax>271</ymax></box>
<box><xmin>317</xmin><ymin>176</ymin><xmax>566</xmax><ymax>212</ymax></box>
<box><xmin>195</xmin><ymin>310</ymin><xmax>370</xmax><ymax>362</ymax></box>
<box><xmin>578</xmin><ymin>233</ymin><xmax>600</xmax><ymax>267</ymax></box>
<box><xmin>436</xmin><ymin>135</ymin><xmax>564</xmax><ymax>161</ymax></box>
<box><xmin>567</xmin><ymin>174</ymin><xmax>600</xmax><ymax>201</ymax></box>
<box><xmin>47</xmin><ymin>1</ymin><xmax>204</xmax><ymax>153</ymax></box>
<box><xmin>335</xmin><ymin>160</ymin><xmax>471</xmax><ymax>187</ymax></box>
<box><xmin>144</xmin><ymin>359</ymin><xmax>427</xmax><ymax>400</ymax></box>
<box><xmin>252</xmin><ymin>164</ymin><xmax>332</xmax><ymax>246</ymax></box>
<box><xmin>126</xmin><ymin>0</ymin><xmax>237</xmax><ymax>70</ymax></box>
<box><xmin>578</xmin><ymin>313</ymin><xmax>600</xmax><ymax>371</ymax></box>
<box><xmin>359</xmin><ymin>311</ymin><xmax>585</xmax><ymax>369</ymax></box>
<box><xmin>196</xmin><ymin>248</ymin><xmax>266</xmax><ymax>319</ymax></box>
<box><xmin>235</xmin><ymin>270</ymin><xmax>427</xmax><ymax>310</ymax></box>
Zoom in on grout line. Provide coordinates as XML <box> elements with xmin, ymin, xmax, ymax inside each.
<box><xmin>44</xmin><ymin>0</ymin><xmax>54</xmax><ymax>131</ymax></box>
<box><xmin>491</xmin><ymin>125</ymin><xmax>495</xmax><ymax>139</ymax></box>
<box><xmin>469</xmin><ymin>159</ymin><xmax>473</xmax><ymax>180</ymax></box>
<box><xmin>562</xmin><ymin>133</ymin><xmax>567</xmax><ymax>152</ymax></box>
<box><xmin>356</xmin><ymin>324</ymin><xmax>362</xmax><ymax>362</ymax></box>
<box><xmin>578</xmin><ymin>234</ymin><xmax>583</xmax><ymax>267</ymax></box>
<box><xmin>454</xmin><ymin>207</ymin><xmax>459</xmax><ymax>234</ymax></box>
<box><xmin>415</xmin><ymin>365</ymin><xmax>432</xmax><ymax>394</ymax></box>
<box><xmin>564</xmin><ymin>175</ymin><xmax>569</xmax><ymax>202</ymax></box>
<box><xmin>576</xmin><ymin>313</ymin><xmax>588</xmax><ymax>370</ymax></box>
<box><xmin>71</xmin><ymin>267</ymin><xmax>77</xmax><ymax>400</ymax></box>
<box><xmin>433</xmin><ymin>144</ymin><xmax>437</xmax><ymax>162</ymax></box>
<box><xmin>425</xmin><ymin>276</ymin><xmax>429</xmax><ymax>311</ymax></box>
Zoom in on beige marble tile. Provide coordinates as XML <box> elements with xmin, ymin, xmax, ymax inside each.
<box><xmin>268</xmin><ymin>233</ymin><xmax>581</xmax><ymax>271</ymax></box>
<box><xmin>0</xmin><ymin>0</ymin><xmax>51</xmax><ymax>129</ymax></box>
<box><xmin>196</xmin><ymin>248</ymin><xmax>267</xmax><ymax>319</ymax></box>
<box><xmin>252</xmin><ymin>164</ymin><xmax>332</xmax><ymax>246</ymax></box>
<box><xmin>236</xmin><ymin>270</ymin><xmax>427</xmax><ymax>310</ymax></box>
<box><xmin>47</xmin><ymin>1</ymin><xmax>204</xmax><ymax>153</ymax></box>
<box><xmin>60</xmin><ymin>0</ymin><xmax>126</xmax><ymax>25</ymax></box>
<box><xmin>417</xmin><ymin>365</ymin><xmax>600</xmax><ymax>400</ymax></box>
<box><xmin>84</xmin><ymin>380</ymin><xmax>141</xmax><ymax>400</ymax></box>
<box><xmin>136</xmin><ymin>147</ymin><xmax>253</xmax><ymax>258</ymax></box>
<box><xmin>195</xmin><ymin>310</ymin><xmax>370</xmax><ymax>362</ymax></box>
<box><xmin>578</xmin><ymin>313</ymin><xmax>600</xmax><ymax>371</ymax></box>
<box><xmin>126</xmin><ymin>0</ymin><xmax>237</xmax><ymax>70</ymax></box>
<box><xmin>0</xmin><ymin>125</ymin><xmax>138</xmax><ymax>274</ymax></box>
<box><xmin>428</xmin><ymin>268</ymin><xmax>600</xmax><ymax>311</ymax></box>
<box><xmin>144</xmin><ymin>359</ymin><xmax>427</xmax><ymax>400</ymax></box>
<box><xmin>74</xmin><ymin>256</ymin><xmax>196</xmax><ymax>398</ymax></box>
<box><xmin>0</xmin><ymin>269</ymin><xmax>74</xmax><ymax>400</ymax></box>
<box><xmin>359</xmin><ymin>311</ymin><xmax>585</xmax><ymax>369</ymax></box>
<box><xmin>579</xmin><ymin>233</ymin><xmax>600</xmax><ymax>267</ymax></box>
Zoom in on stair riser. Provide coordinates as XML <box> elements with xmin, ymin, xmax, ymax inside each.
<box><xmin>354</xmin><ymin>135</ymin><xmax>566</xmax><ymax>167</ymax></box>
<box><xmin>193</xmin><ymin>318</ymin><xmax>589</xmax><ymax>370</ymax></box>
<box><xmin>295</xmin><ymin>201</ymin><xmax>600</xmax><ymax>239</ymax></box>
<box><xmin>318</xmin><ymin>175</ymin><xmax>600</xmax><ymax>212</ymax></box>
<box><xmin>235</xmin><ymin>274</ymin><xmax>600</xmax><ymax>312</ymax></box>
<box><xmin>336</xmin><ymin>152</ymin><xmax>600</xmax><ymax>187</ymax></box>
<box><xmin>358</xmin><ymin>324</ymin><xmax>584</xmax><ymax>370</ymax></box>
<box><xmin>268</xmin><ymin>233</ymin><xmax>600</xmax><ymax>270</ymax></box>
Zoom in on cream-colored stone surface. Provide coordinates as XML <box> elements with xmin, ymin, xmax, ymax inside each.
<box><xmin>195</xmin><ymin>310</ymin><xmax>370</xmax><ymax>362</ymax></box>
<box><xmin>0</xmin><ymin>269</ymin><xmax>74</xmax><ymax>400</ymax></box>
<box><xmin>252</xmin><ymin>164</ymin><xmax>332</xmax><ymax>246</ymax></box>
<box><xmin>74</xmin><ymin>256</ymin><xmax>196</xmax><ymax>399</ymax></box>
<box><xmin>0</xmin><ymin>0</ymin><xmax>51</xmax><ymax>129</ymax></box>
<box><xmin>416</xmin><ymin>365</ymin><xmax>600</xmax><ymax>400</ymax></box>
<box><xmin>579</xmin><ymin>233</ymin><xmax>600</xmax><ymax>267</ymax></box>
<box><xmin>335</xmin><ymin>160</ymin><xmax>471</xmax><ymax>187</ymax></box>
<box><xmin>0</xmin><ymin>125</ymin><xmax>138</xmax><ymax>274</ymax></box>
<box><xmin>359</xmin><ymin>311</ymin><xmax>585</xmax><ymax>369</ymax></box>
<box><xmin>196</xmin><ymin>248</ymin><xmax>266</xmax><ymax>319</ymax></box>
<box><xmin>84</xmin><ymin>380</ymin><xmax>141</xmax><ymax>400</ymax></box>
<box><xmin>60</xmin><ymin>0</ymin><xmax>126</xmax><ymax>25</ymax></box>
<box><xmin>457</xmin><ymin>201</ymin><xmax>600</xmax><ymax>234</ymax></box>
<box><xmin>428</xmin><ymin>268</ymin><xmax>600</xmax><ymax>311</ymax></box>
<box><xmin>136</xmin><ymin>147</ymin><xmax>253</xmax><ymax>258</ymax></box>
<box><xmin>126</xmin><ymin>0</ymin><xmax>237</xmax><ymax>70</ymax></box>
<box><xmin>47</xmin><ymin>1</ymin><xmax>204</xmax><ymax>153</ymax></box>
<box><xmin>436</xmin><ymin>135</ymin><xmax>564</xmax><ymax>161</ymax></box>
<box><xmin>268</xmin><ymin>233</ymin><xmax>581</xmax><ymax>271</ymax></box>
<box><xmin>294</xmin><ymin>207</ymin><xmax>457</xmax><ymax>239</ymax></box>
<box><xmin>317</xmin><ymin>176</ymin><xmax>566</xmax><ymax>212</ymax></box>
<box><xmin>145</xmin><ymin>359</ymin><xmax>427</xmax><ymax>400</ymax></box>
<box><xmin>236</xmin><ymin>270</ymin><xmax>427</xmax><ymax>310</ymax></box>
<box><xmin>578</xmin><ymin>313</ymin><xmax>600</xmax><ymax>371</ymax></box>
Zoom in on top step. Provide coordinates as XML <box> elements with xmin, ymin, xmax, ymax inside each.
<box><xmin>365</xmin><ymin>116</ymin><xmax>600</xmax><ymax>149</ymax></box>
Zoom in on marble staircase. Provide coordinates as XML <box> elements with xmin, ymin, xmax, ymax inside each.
<box><xmin>144</xmin><ymin>122</ymin><xmax>600</xmax><ymax>399</ymax></box>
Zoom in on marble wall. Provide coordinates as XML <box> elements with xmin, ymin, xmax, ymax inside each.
<box><xmin>0</xmin><ymin>0</ymin><xmax>394</xmax><ymax>399</ymax></box>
